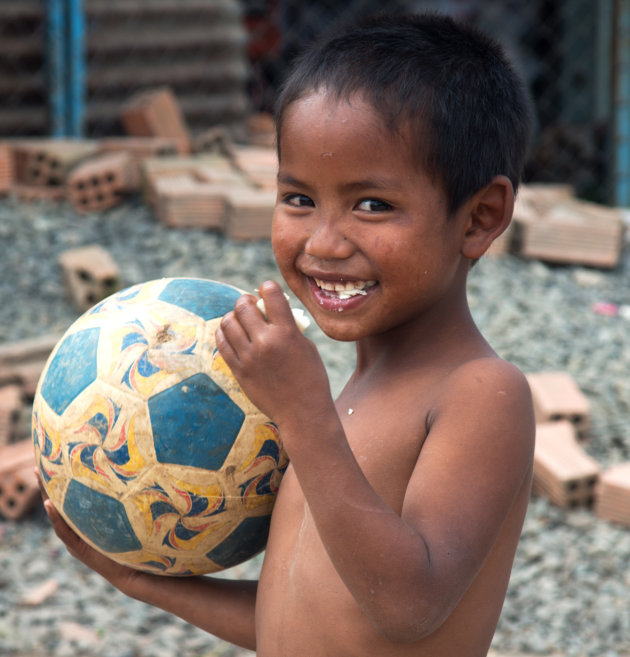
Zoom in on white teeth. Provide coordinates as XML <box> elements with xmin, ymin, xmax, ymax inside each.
<box><xmin>314</xmin><ymin>278</ymin><xmax>376</xmax><ymax>298</ymax></box>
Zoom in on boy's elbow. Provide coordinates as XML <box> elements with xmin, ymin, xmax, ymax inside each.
<box><xmin>370</xmin><ymin>598</ymin><xmax>448</xmax><ymax>644</ymax></box>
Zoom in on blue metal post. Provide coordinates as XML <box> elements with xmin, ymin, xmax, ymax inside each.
<box><xmin>66</xmin><ymin>0</ymin><xmax>85</xmax><ymax>137</ymax></box>
<box><xmin>47</xmin><ymin>0</ymin><xmax>67</xmax><ymax>136</ymax></box>
<box><xmin>614</xmin><ymin>0</ymin><xmax>630</xmax><ymax>206</ymax></box>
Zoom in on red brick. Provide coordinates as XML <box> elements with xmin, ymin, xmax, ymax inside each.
<box><xmin>58</xmin><ymin>244</ymin><xmax>121</xmax><ymax>312</ymax></box>
<box><xmin>533</xmin><ymin>421</ymin><xmax>600</xmax><ymax>508</ymax></box>
<box><xmin>121</xmin><ymin>87</ymin><xmax>191</xmax><ymax>155</ymax></box>
<box><xmin>153</xmin><ymin>175</ymin><xmax>230</xmax><ymax>229</ymax></box>
<box><xmin>0</xmin><ymin>142</ymin><xmax>14</xmax><ymax>194</ymax></box>
<box><xmin>233</xmin><ymin>146</ymin><xmax>278</xmax><ymax>190</ymax></box>
<box><xmin>595</xmin><ymin>462</ymin><xmax>630</xmax><ymax>527</ymax></box>
<box><xmin>513</xmin><ymin>185</ymin><xmax>625</xmax><ymax>268</ymax></box>
<box><xmin>224</xmin><ymin>187</ymin><xmax>276</xmax><ymax>241</ymax></box>
<box><xmin>0</xmin><ymin>439</ymin><xmax>39</xmax><ymax>520</ymax></box>
<box><xmin>526</xmin><ymin>371</ymin><xmax>591</xmax><ymax>439</ymax></box>
<box><xmin>66</xmin><ymin>151</ymin><xmax>136</xmax><ymax>213</ymax></box>
<box><xmin>12</xmin><ymin>139</ymin><xmax>98</xmax><ymax>186</ymax></box>
<box><xmin>0</xmin><ymin>439</ymin><xmax>39</xmax><ymax>521</ymax></box>
<box><xmin>139</xmin><ymin>154</ymin><xmax>236</xmax><ymax>207</ymax></box>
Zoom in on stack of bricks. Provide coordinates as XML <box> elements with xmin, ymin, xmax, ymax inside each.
<box><xmin>0</xmin><ymin>334</ymin><xmax>62</xmax><ymax>521</ymax></box>
<box><xmin>511</xmin><ymin>183</ymin><xmax>625</xmax><ymax>268</ymax></box>
<box><xmin>0</xmin><ymin>89</ymin><xmax>273</xmax><ymax>241</ymax></box>
<box><xmin>141</xmin><ymin>151</ymin><xmax>277</xmax><ymax>239</ymax></box>
<box><xmin>141</xmin><ymin>153</ymin><xmax>241</xmax><ymax>205</ymax></box>
<box><xmin>58</xmin><ymin>244</ymin><xmax>122</xmax><ymax>312</ymax></box>
<box><xmin>533</xmin><ymin>420</ymin><xmax>601</xmax><ymax>508</ymax></box>
<box><xmin>595</xmin><ymin>463</ymin><xmax>630</xmax><ymax>527</ymax></box>
<box><xmin>527</xmin><ymin>371</ymin><xmax>598</xmax><ymax>509</ymax></box>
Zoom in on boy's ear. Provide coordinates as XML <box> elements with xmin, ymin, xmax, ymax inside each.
<box><xmin>460</xmin><ymin>175</ymin><xmax>515</xmax><ymax>260</ymax></box>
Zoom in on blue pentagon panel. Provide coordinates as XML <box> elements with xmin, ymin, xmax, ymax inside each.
<box><xmin>157</xmin><ymin>279</ymin><xmax>242</xmax><ymax>321</ymax></box>
<box><xmin>40</xmin><ymin>327</ymin><xmax>101</xmax><ymax>415</ymax></box>
<box><xmin>62</xmin><ymin>479</ymin><xmax>142</xmax><ymax>553</ymax></box>
<box><xmin>149</xmin><ymin>372</ymin><xmax>245</xmax><ymax>469</ymax></box>
<box><xmin>207</xmin><ymin>515</ymin><xmax>271</xmax><ymax>569</ymax></box>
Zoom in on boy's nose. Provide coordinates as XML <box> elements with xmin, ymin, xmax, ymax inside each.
<box><xmin>304</xmin><ymin>219</ymin><xmax>354</xmax><ymax>260</ymax></box>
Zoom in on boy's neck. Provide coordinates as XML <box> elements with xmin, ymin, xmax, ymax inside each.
<box><xmin>352</xmin><ymin>295</ymin><xmax>491</xmax><ymax>378</ymax></box>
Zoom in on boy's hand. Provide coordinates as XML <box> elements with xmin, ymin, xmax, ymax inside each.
<box><xmin>38</xmin><ymin>472</ymin><xmax>258</xmax><ymax>647</ymax></box>
<box><xmin>215</xmin><ymin>281</ymin><xmax>335</xmax><ymax>432</ymax></box>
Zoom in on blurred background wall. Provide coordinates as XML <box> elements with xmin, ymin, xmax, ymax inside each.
<box><xmin>0</xmin><ymin>0</ymin><xmax>627</xmax><ymax>205</ymax></box>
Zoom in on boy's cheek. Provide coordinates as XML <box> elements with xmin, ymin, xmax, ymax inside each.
<box><xmin>271</xmin><ymin>224</ymin><xmax>300</xmax><ymax>282</ymax></box>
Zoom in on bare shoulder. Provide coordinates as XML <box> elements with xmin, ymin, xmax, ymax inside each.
<box><xmin>417</xmin><ymin>355</ymin><xmax>536</xmax><ymax>495</ymax></box>
<box><xmin>433</xmin><ymin>356</ymin><xmax>534</xmax><ymax>426</ymax></box>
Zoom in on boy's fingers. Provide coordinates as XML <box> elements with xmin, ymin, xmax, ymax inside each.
<box><xmin>218</xmin><ymin>308</ymin><xmax>253</xmax><ymax>354</ymax></box>
<box><xmin>256</xmin><ymin>281</ymin><xmax>294</xmax><ymax>324</ymax></box>
<box><xmin>234</xmin><ymin>293</ymin><xmax>266</xmax><ymax>328</ymax></box>
<box><xmin>43</xmin><ymin>498</ymin><xmax>95</xmax><ymax>560</ymax></box>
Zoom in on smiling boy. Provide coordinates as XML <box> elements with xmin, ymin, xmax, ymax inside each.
<box><xmin>44</xmin><ymin>12</ymin><xmax>535</xmax><ymax>657</ymax></box>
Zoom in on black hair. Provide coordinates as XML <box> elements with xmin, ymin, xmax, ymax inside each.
<box><xmin>275</xmin><ymin>12</ymin><xmax>534</xmax><ymax>214</ymax></box>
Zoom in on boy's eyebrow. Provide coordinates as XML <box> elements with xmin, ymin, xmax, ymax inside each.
<box><xmin>276</xmin><ymin>173</ymin><xmax>306</xmax><ymax>187</ymax></box>
<box><xmin>339</xmin><ymin>177</ymin><xmax>404</xmax><ymax>192</ymax></box>
<box><xmin>277</xmin><ymin>173</ymin><xmax>404</xmax><ymax>192</ymax></box>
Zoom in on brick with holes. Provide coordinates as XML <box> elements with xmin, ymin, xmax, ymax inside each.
<box><xmin>526</xmin><ymin>371</ymin><xmax>591</xmax><ymax>440</ymax></box>
<box><xmin>12</xmin><ymin>139</ymin><xmax>98</xmax><ymax>187</ymax></box>
<box><xmin>533</xmin><ymin>420</ymin><xmax>600</xmax><ymax>508</ymax></box>
<box><xmin>0</xmin><ymin>439</ymin><xmax>38</xmax><ymax>520</ymax></box>
<box><xmin>66</xmin><ymin>151</ymin><xmax>136</xmax><ymax>213</ymax></box>
<box><xmin>58</xmin><ymin>245</ymin><xmax>122</xmax><ymax>312</ymax></box>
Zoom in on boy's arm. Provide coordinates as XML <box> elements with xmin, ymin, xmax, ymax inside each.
<box><xmin>216</xmin><ymin>282</ymin><xmax>535</xmax><ymax>643</ymax></box>
<box><xmin>42</xmin><ymin>497</ymin><xmax>257</xmax><ymax>650</ymax></box>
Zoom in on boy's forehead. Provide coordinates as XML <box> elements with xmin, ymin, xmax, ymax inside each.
<box><xmin>280</xmin><ymin>92</ymin><xmax>406</xmax><ymax>149</ymax></box>
<box><xmin>279</xmin><ymin>92</ymin><xmax>425</xmax><ymax>173</ymax></box>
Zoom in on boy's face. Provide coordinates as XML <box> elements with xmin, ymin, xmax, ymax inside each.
<box><xmin>272</xmin><ymin>91</ymin><xmax>471</xmax><ymax>343</ymax></box>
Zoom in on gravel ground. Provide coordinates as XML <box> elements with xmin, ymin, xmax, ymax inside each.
<box><xmin>1</xmin><ymin>196</ymin><xmax>630</xmax><ymax>656</ymax></box>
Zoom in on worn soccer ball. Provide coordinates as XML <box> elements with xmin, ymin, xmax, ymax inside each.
<box><xmin>32</xmin><ymin>277</ymin><xmax>288</xmax><ymax>576</ymax></box>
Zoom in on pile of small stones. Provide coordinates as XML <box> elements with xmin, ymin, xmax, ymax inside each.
<box><xmin>1</xmin><ymin>196</ymin><xmax>629</xmax><ymax>657</ymax></box>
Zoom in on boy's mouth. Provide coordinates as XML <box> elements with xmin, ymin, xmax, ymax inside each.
<box><xmin>312</xmin><ymin>277</ymin><xmax>377</xmax><ymax>299</ymax></box>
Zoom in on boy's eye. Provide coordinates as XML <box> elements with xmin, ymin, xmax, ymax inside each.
<box><xmin>355</xmin><ymin>199</ymin><xmax>393</xmax><ymax>213</ymax></box>
<box><xmin>283</xmin><ymin>194</ymin><xmax>314</xmax><ymax>208</ymax></box>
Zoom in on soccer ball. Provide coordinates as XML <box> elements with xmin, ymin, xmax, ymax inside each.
<box><xmin>32</xmin><ymin>277</ymin><xmax>288</xmax><ymax>576</ymax></box>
